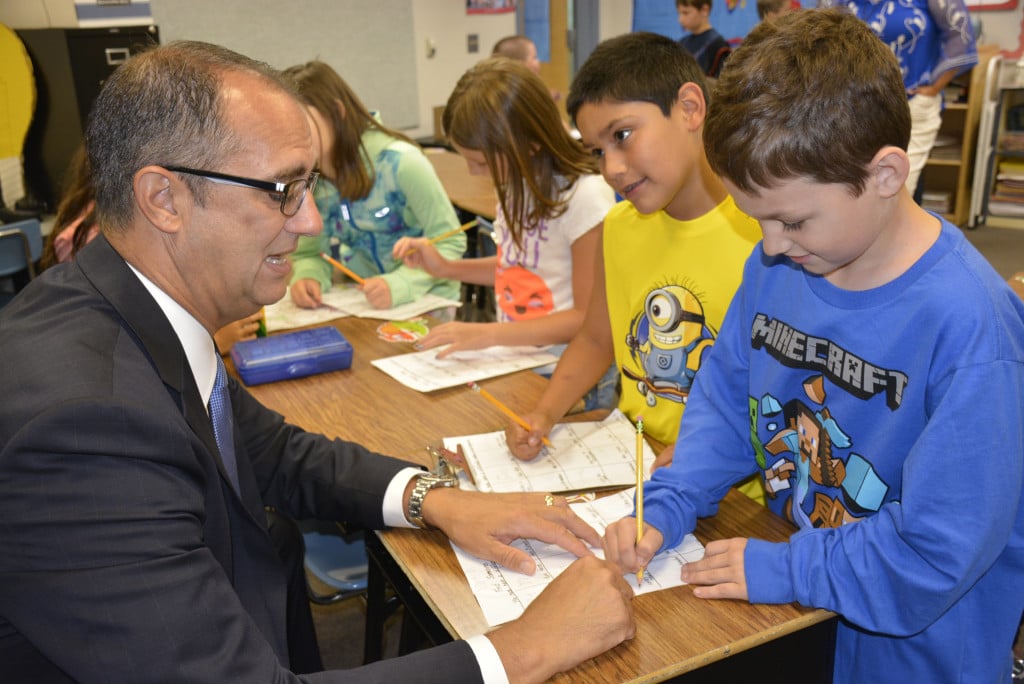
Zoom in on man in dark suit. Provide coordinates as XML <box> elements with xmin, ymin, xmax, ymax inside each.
<box><xmin>0</xmin><ymin>41</ymin><xmax>634</xmax><ymax>682</ymax></box>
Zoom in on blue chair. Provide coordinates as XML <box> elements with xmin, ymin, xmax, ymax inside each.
<box><xmin>299</xmin><ymin>521</ymin><xmax>369</xmax><ymax>605</ymax></box>
<box><xmin>0</xmin><ymin>218</ymin><xmax>43</xmax><ymax>306</ymax></box>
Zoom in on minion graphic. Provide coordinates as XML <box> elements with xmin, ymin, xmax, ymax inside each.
<box><xmin>623</xmin><ymin>285</ymin><xmax>715</xmax><ymax>407</ymax></box>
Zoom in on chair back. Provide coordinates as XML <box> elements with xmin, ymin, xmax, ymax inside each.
<box><xmin>0</xmin><ymin>218</ymin><xmax>43</xmax><ymax>279</ymax></box>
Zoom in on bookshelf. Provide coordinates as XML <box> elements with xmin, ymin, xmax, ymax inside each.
<box><xmin>974</xmin><ymin>53</ymin><xmax>1024</xmax><ymax>230</ymax></box>
<box><xmin>920</xmin><ymin>45</ymin><xmax>998</xmax><ymax>226</ymax></box>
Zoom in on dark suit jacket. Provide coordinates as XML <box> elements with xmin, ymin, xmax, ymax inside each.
<box><xmin>0</xmin><ymin>236</ymin><xmax>483</xmax><ymax>682</ymax></box>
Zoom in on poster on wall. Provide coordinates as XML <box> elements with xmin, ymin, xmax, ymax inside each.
<box><xmin>467</xmin><ymin>0</ymin><xmax>517</xmax><ymax>14</ymax></box>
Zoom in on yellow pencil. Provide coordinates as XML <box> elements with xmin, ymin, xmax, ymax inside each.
<box><xmin>636</xmin><ymin>416</ymin><xmax>645</xmax><ymax>583</ymax></box>
<box><xmin>405</xmin><ymin>219</ymin><xmax>478</xmax><ymax>255</ymax></box>
<box><xmin>320</xmin><ymin>252</ymin><xmax>365</xmax><ymax>285</ymax></box>
<box><xmin>467</xmin><ymin>381</ymin><xmax>553</xmax><ymax>448</ymax></box>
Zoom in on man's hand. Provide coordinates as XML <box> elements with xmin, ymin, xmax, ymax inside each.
<box><xmin>423</xmin><ymin>488</ymin><xmax>600</xmax><ymax>575</ymax></box>
<box><xmin>290</xmin><ymin>278</ymin><xmax>322</xmax><ymax>309</ymax></box>
<box><xmin>602</xmin><ymin>515</ymin><xmax>664</xmax><ymax>574</ymax></box>
<box><xmin>679</xmin><ymin>537</ymin><xmax>749</xmax><ymax>600</ymax></box>
<box><xmin>487</xmin><ymin>555</ymin><xmax>635</xmax><ymax>684</ymax></box>
<box><xmin>504</xmin><ymin>410</ymin><xmax>555</xmax><ymax>462</ymax></box>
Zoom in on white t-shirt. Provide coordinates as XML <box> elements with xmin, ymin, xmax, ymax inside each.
<box><xmin>492</xmin><ymin>174</ymin><xmax>614</xmax><ymax>323</ymax></box>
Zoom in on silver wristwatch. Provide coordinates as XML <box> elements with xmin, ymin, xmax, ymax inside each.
<box><xmin>407</xmin><ymin>472</ymin><xmax>457</xmax><ymax>529</ymax></box>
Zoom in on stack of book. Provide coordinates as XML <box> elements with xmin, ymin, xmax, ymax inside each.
<box><xmin>921</xmin><ymin>190</ymin><xmax>952</xmax><ymax>215</ymax></box>
<box><xmin>928</xmin><ymin>133</ymin><xmax>961</xmax><ymax>161</ymax></box>
<box><xmin>989</xmin><ymin>156</ymin><xmax>1024</xmax><ymax>217</ymax></box>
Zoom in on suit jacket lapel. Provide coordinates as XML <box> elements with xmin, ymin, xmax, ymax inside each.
<box><xmin>76</xmin><ymin>236</ymin><xmax>263</xmax><ymax>518</ymax></box>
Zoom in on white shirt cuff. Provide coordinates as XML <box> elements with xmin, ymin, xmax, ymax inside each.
<box><xmin>382</xmin><ymin>467</ymin><xmax>424</xmax><ymax>528</ymax></box>
<box><xmin>466</xmin><ymin>634</ymin><xmax>510</xmax><ymax>684</ymax></box>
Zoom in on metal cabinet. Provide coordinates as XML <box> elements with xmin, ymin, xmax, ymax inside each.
<box><xmin>16</xmin><ymin>26</ymin><xmax>159</xmax><ymax>212</ymax></box>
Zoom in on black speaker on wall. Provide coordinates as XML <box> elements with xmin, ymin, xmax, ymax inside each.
<box><xmin>16</xmin><ymin>25</ymin><xmax>160</xmax><ymax>213</ymax></box>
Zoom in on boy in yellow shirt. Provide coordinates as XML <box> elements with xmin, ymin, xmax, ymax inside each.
<box><xmin>506</xmin><ymin>31</ymin><xmax>764</xmax><ymax>502</ymax></box>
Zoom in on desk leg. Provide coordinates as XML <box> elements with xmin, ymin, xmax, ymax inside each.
<box><xmin>363</xmin><ymin>530</ymin><xmax>390</xmax><ymax>664</ymax></box>
<box><xmin>363</xmin><ymin>531</ymin><xmax>453</xmax><ymax>664</ymax></box>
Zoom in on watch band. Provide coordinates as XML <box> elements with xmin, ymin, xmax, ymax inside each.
<box><xmin>408</xmin><ymin>473</ymin><xmax>457</xmax><ymax>529</ymax></box>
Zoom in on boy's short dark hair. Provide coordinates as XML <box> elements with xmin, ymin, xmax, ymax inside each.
<box><xmin>676</xmin><ymin>0</ymin><xmax>713</xmax><ymax>9</ymax></box>
<box><xmin>567</xmin><ymin>32</ymin><xmax>708</xmax><ymax>123</ymax></box>
<box><xmin>756</xmin><ymin>0</ymin><xmax>788</xmax><ymax>19</ymax></box>
<box><xmin>492</xmin><ymin>35</ymin><xmax>534</xmax><ymax>61</ymax></box>
<box><xmin>703</xmin><ymin>8</ymin><xmax>910</xmax><ymax>196</ymax></box>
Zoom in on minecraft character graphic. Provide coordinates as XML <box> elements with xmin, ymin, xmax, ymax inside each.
<box><xmin>494</xmin><ymin>264</ymin><xmax>555</xmax><ymax>321</ymax></box>
<box><xmin>623</xmin><ymin>284</ymin><xmax>715</xmax><ymax>407</ymax></box>
<box><xmin>758</xmin><ymin>376</ymin><xmax>890</xmax><ymax>528</ymax></box>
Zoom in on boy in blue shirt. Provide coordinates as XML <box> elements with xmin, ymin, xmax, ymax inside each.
<box><xmin>676</xmin><ymin>0</ymin><xmax>731</xmax><ymax>79</ymax></box>
<box><xmin>603</xmin><ymin>9</ymin><xmax>1024</xmax><ymax>682</ymax></box>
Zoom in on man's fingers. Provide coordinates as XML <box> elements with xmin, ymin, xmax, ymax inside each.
<box><xmin>485</xmin><ymin>540</ymin><xmax>538</xmax><ymax>575</ymax></box>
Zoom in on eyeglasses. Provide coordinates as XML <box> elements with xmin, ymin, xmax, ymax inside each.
<box><xmin>165</xmin><ymin>166</ymin><xmax>319</xmax><ymax>217</ymax></box>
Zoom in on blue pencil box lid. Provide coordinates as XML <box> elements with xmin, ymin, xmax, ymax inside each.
<box><xmin>230</xmin><ymin>326</ymin><xmax>353</xmax><ymax>386</ymax></box>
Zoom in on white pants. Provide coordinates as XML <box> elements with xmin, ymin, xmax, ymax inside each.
<box><xmin>905</xmin><ymin>93</ymin><xmax>943</xmax><ymax>195</ymax></box>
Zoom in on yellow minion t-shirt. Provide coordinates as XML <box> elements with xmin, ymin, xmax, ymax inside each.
<box><xmin>604</xmin><ymin>195</ymin><xmax>764</xmax><ymax>502</ymax></box>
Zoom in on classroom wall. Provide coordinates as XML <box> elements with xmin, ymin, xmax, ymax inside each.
<box><xmin>2</xmin><ymin>0</ymin><xmax>1022</xmax><ymax>139</ymax></box>
<box><xmin>409</xmin><ymin>2</ymin><xmax>515</xmax><ymax>139</ymax></box>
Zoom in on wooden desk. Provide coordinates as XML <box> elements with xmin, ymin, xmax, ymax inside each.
<box><xmin>239</xmin><ymin>315</ymin><xmax>546</xmax><ymax>457</ymax></box>
<box><xmin>424</xmin><ymin>147</ymin><xmax>497</xmax><ymax>221</ymax></box>
<box><xmin>243</xmin><ymin>316</ymin><xmax>835</xmax><ymax>683</ymax></box>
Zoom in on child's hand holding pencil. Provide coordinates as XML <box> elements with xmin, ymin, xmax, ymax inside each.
<box><xmin>392</xmin><ymin>236</ymin><xmax>445</xmax><ymax>275</ymax></box>
<box><xmin>468</xmin><ymin>381</ymin><xmax>554</xmax><ymax>452</ymax></box>
<box><xmin>392</xmin><ymin>220</ymin><xmax>476</xmax><ymax>274</ymax></box>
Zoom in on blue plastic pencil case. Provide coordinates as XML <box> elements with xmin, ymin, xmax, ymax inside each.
<box><xmin>230</xmin><ymin>326</ymin><xmax>353</xmax><ymax>385</ymax></box>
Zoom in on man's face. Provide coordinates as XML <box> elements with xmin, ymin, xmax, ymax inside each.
<box><xmin>575</xmin><ymin>96</ymin><xmax>699</xmax><ymax>219</ymax></box>
<box><xmin>183</xmin><ymin>71</ymin><xmax>322</xmax><ymax>328</ymax></box>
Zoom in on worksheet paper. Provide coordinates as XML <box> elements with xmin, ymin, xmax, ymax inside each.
<box><xmin>370</xmin><ymin>346</ymin><xmax>559</xmax><ymax>392</ymax></box>
<box><xmin>452</xmin><ymin>488</ymin><xmax>705</xmax><ymax>627</ymax></box>
<box><xmin>443</xmin><ymin>409</ymin><xmax>657</xmax><ymax>493</ymax></box>
<box><xmin>264</xmin><ymin>287</ymin><xmax>461</xmax><ymax>332</ymax></box>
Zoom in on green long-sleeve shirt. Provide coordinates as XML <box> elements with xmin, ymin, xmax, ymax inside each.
<box><xmin>290</xmin><ymin>128</ymin><xmax>466</xmax><ymax>305</ymax></box>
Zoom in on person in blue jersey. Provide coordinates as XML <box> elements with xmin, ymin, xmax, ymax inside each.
<box><xmin>821</xmin><ymin>0</ymin><xmax>978</xmax><ymax>194</ymax></box>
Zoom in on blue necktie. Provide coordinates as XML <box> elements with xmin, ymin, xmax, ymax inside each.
<box><xmin>209</xmin><ymin>355</ymin><xmax>240</xmax><ymax>493</ymax></box>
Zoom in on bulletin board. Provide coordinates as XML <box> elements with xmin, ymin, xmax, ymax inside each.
<box><xmin>149</xmin><ymin>0</ymin><xmax>420</xmax><ymax>130</ymax></box>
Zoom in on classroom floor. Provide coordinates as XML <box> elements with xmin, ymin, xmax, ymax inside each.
<box><xmin>963</xmin><ymin>223</ymin><xmax>1023</xmax><ymax>280</ymax></box>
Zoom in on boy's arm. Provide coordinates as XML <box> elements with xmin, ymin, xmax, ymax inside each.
<box><xmin>925</xmin><ymin>0</ymin><xmax>978</xmax><ymax>90</ymax></box>
<box><xmin>379</xmin><ymin>148</ymin><xmax>467</xmax><ymax>306</ymax></box>
<box><xmin>640</xmin><ymin>273</ymin><xmax>763</xmax><ymax>551</ymax></box>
